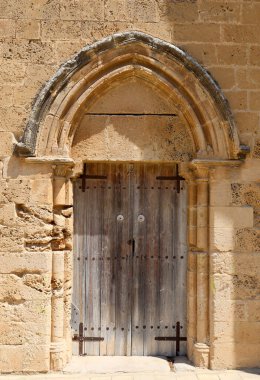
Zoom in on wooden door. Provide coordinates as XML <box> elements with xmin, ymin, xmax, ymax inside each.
<box><xmin>72</xmin><ymin>163</ymin><xmax>187</xmax><ymax>356</ymax></box>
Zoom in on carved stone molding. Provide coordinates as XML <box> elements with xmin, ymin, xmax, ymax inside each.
<box><xmin>16</xmin><ymin>32</ymin><xmax>243</xmax><ymax>160</ymax></box>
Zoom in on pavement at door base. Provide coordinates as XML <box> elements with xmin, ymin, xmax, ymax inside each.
<box><xmin>1</xmin><ymin>370</ymin><xmax>260</xmax><ymax>380</ymax></box>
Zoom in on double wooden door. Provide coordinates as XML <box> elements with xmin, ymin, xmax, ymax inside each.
<box><xmin>72</xmin><ymin>163</ymin><xmax>187</xmax><ymax>356</ymax></box>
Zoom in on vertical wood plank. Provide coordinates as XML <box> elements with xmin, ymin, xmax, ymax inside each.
<box><xmin>114</xmin><ymin>163</ymin><xmax>132</xmax><ymax>355</ymax></box>
<box><xmin>175</xmin><ymin>181</ymin><xmax>188</xmax><ymax>355</ymax></box>
<box><xmin>131</xmin><ymin>163</ymin><xmax>145</xmax><ymax>355</ymax></box>
<box><xmin>72</xmin><ymin>181</ymin><xmax>82</xmax><ymax>355</ymax></box>
<box><xmin>84</xmin><ymin>163</ymin><xmax>103</xmax><ymax>355</ymax></box>
<box><xmin>72</xmin><ymin>161</ymin><xmax>187</xmax><ymax>358</ymax></box>
<box><xmin>158</xmin><ymin>164</ymin><xmax>175</xmax><ymax>356</ymax></box>
<box><xmin>100</xmin><ymin>163</ymin><xmax>116</xmax><ymax>355</ymax></box>
<box><xmin>142</xmin><ymin>164</ymin><xmax>160</xmax><ymax>356</ymax></box>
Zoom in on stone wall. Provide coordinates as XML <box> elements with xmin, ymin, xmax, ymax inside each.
<box><xmin>0</xmin><ymin>0</ymin><xmax>259</xmax><ymax>373</ymax></box>
<box><xmin>208</xmin><ymin>162</ymin><xmax>259</xmax><ymax>368</ymax></box>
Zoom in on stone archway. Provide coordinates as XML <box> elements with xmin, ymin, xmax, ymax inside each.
<box><xmin>16</xmin><ymin>31</ymin><xmax>244</xmax><ymax>370</ymax></box>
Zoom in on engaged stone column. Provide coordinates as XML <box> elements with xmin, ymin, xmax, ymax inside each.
<box><xmin>50</xmin><ymin>163</ymin><xmax>73</xmax><ymax>370</ymax></box>
<box><xmin>183</xmin><ymin>167</ymin><xmax>197</xmax><ymax>362</ymax></box>
<box><xmin>50</xmin><ymin>251</ymin><xmax>65</xmax><ymax>370</ymax></box>
<box><xmin>193</xmin><ymin>165</ymin><xmax>210</xmax><ymax>368</ymax></box>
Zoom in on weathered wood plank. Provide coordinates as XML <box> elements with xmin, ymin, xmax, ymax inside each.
<box><xmin>142</xmin><ymin>163</ymin><xmax>160</xmax><ymax>356</ymax></box>
<box><xmin>72</xmin><ymin>181</ymin><xmax>82</xmax><ymax>355</ymax></box>
<box><xmin>114</xmin><ymin>163</ymin><xmax>131</xmax><ymax>355</ymax></box>
<box><xmin>73</xmin><ymin>162</ymin><xmax>187</xmax><ymax>357</ymax></box>
<box><xmin>84</xmin><ymin>163</ymin><xmax>103</xmax><ymax>355</ymax></box>
<box><xmin>175</xmin><ymin>181</ymin><xmax>187</xmax><ymax>355</ymax></box>
<box><xmin>158</xmin><ymin>164</ymin><xmax>175</xmax><ymax>356</ymax></box>
<box><xmin>100</xmin><ymin>163</ymin><xmax>116</xmax><ymax>355</ymax></box>
<box><xmin>132</xmin><ymin>163</ymin><xmax>145</xmax><ymax>355</ymax></box>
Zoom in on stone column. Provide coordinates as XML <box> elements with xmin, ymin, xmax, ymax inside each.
<box><xmin>50</xmin><ymin>163</ymin><xmax>73</xmax><ymax>370</ymax></box>
<box><xmin>50</xmin><ymin>251</ymin><xmax>65</xmax><ymax>370</ymax></box>
<box><xmin>193</xmin><ymin>165</ymin><xmax>210</xmax><ymax>367</ymax></box>
<box><xmin>186</xmin><ymin>170</ymin><xmax>197</xmax><ymax>361</ymax></box>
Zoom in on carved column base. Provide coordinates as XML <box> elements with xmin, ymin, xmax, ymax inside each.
<box><xmin>193</xmin><ymin>342</ymin><xmax>210</xmax><ymax>368</ymax></box>
<box><xmin>50</xmin><ymin>341</ymin><xmax>66</xmax><ymax>371</ymax></box>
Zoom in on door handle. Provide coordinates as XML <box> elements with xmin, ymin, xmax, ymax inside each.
<box><xmin>127</xmin><ymin>239</ymin><xmax>135</xmax><ymax>256</ymax></box>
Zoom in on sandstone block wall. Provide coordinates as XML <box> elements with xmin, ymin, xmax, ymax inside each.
<box><xmin>0</xmin><ymin>0</ymin><xmax>259</xmax><ymax>372</ymax></box>
<box><xmin>209</xmin><ymin>164</ymin><xmax>260</xmax><ymax>368</ymax></box>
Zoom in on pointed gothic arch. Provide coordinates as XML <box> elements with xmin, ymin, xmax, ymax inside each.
<box><xmin>16</xmin><ymin>31</ymin><xmax>241</xmax><ymax>160</ymax></box>
<box><xmin>14</xmin><ymin>32</ymin><xmax>247</xmax><ymax>370</ymax></box>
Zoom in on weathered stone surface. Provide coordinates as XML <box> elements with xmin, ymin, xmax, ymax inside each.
<box><xmin>199</xmin><ymin>1</ymin><xmax>240</xmax><ymax>23</ymax></box>
<box><xmin>0</xmin><ymin>203</ymin><xmax>16</xmax><ymax>226</ymax></box>
<box><xmin>0</xmin><ymin>344</ymin><xmax>50</xmax><ymax>373</ymax></box>
<box><xmin>16</xmin><ymin>20</ymin><xmax>40</xmax><ymax>40</ymax></box>
<box><xmin>0</xmin><ymin>298</ymin><xmax>51</xmax><ymax>323</ymax></box>
<box><xmin>0</xmin><ymin>321</ymin><xmax>51</xmax><ymax>345</ymax></box>
<box><xmin>210</xmin><ymin>181</ymin><xmax>232</xmax><ymax>207</ymax></box>
<box><xmin>4</xmin><ymin>179</ymin><xmax>31</xmax><ymax>203</ymax></box>
<box><xmin>0</xmin><ymin>0</ymin><xmax>259</xmax><ymax>373</ymax></box>
<box><xmin>2</xmin><ymin>39</ymin><xmax>56</xmax><ymax>65</ymax></box>
<box><xmin>211</xmin><ymin>342</ymin><xmax>260</xmax><ymax>369</ymax></box>
<box><xmin>0</xmin><ymin>106</ymin><xmax>28</xmax><ymax>136</ymax></box>
<box><xmin>175</xmin><ymin>23</ymin><xmax>221</xmax><ymax>43</ymax></box>
<box><xmin>30</xmin><ymin>179</ymin><xmax>53</xmax><ymax>205</ymax></box>
<box><xmin>0</xmin><ymin>251</ymin><xmax>52</xmax><ymax>274</ymax></box>
<box><xmin>209</xmin><ymin>227</ymin><xmax>235</xmax><ymax>252</ymax></box>
<box><xmin>60</xmin><ymin>0</ymin><xmax>105</xmax><ymax>21</ymax></box>
<box><xmin>210</xmin><ymin>206</ymin><xmax>254</xmax><ymax>229</ymax></box>
<box><xmin>213</xmin><ymin>273</ymin><xmax>260</xmax><ymax>301</ymax></box>
<box><xmin>72</xmin><ymin>114</ymin><xmax>194</xmax><ymax>163</ymax></box>
<box><xmin>0</xmin><ymin>273</ymin><xmax>51</xmax><ymax>302</ymax></box>
<box><xmin>0</xmin><ymin>226</ymin><xmax>24</xmax><ymax>252</ymax></box>
<box><xmin>0</xmin><ymin>19</ymin><xmax>15</xmax><ymax>38</ymax></box>
<box><xmin>42</xmin><ymin>20</ymin><xmax>82</xmax><ymax>41</ymax></box>
<box><xmin>211</xmin><ymin>299</ymin><xmax>247</xmax><ymax>323</ymax></box>
<box><xmin>231</xmin><ymin>183</ymin><xmax>260</xmax><ymax>208</ymax></box>
<box><xmin>253</xmin><ymin>141</ymin><xmax>260</xmax><ymax>158</ymax></box>
<box><xmin>0</xmin><ymin>86</ymin><xmax>13</xmax><ymax>108</ymax></box>
<box><xmin>235</xmin><ymin>228</ymin><xmax>260</xmax><ymax>253</ymax></box>
<box><xmin>16</xmin><ymin>203</ymin><xmax>53</xmax><ymax>225</ymax></box>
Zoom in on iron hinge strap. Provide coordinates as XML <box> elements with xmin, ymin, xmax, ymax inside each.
<box><xmin>73</xmin><ymin>336</ymin><xmax>104</xmax><ymax>342</ymax></box>
<box><xmin>155</xmin><ymin>321</ymin><xmax>187</xmax><ymax>356</ymax></box>
<box><xmin>79</xmin><ymin>163</ymin><xmax>107</xmax><ymax>192</ymax></box>
<box><xmin>156</xmin><ymin>164</ymin><xmax>185</xmax><ymax>193</ymax></box>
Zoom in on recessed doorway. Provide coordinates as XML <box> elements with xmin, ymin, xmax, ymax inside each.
<box><xmin>72</xmin><ymin>162</ymin><xmax>187</xmax><ymax>357</ymax></box>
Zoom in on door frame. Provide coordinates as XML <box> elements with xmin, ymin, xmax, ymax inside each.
<box><xmin>23</xmin><ymin>154</ymin><xmax>242</xmax><ymax>370</ymax></box>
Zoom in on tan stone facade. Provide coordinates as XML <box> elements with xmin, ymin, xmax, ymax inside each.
<box><xmin>0</xmin><ymin>0</ymin><xmax>259</xmax><ymax>373</ymax></box>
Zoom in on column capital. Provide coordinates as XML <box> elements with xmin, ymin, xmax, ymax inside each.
<box><xmin>53</xmin><ymin>162</ymin><xmax>74</xmax><ymax>178</ymax></box>
<box><xmin>179</xmin><ymin>162</ymin><xmax>197</xmax><ymax>182</ymax></box>
<box><xmin>189</xmin><ymin>163</ymin><xmax>209</xmax><ymax>181</ymax></box>
<box><xmin>189</xmin><ymin>158</ymin><xmax>242</xmax><ymax>180</ymax></box>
